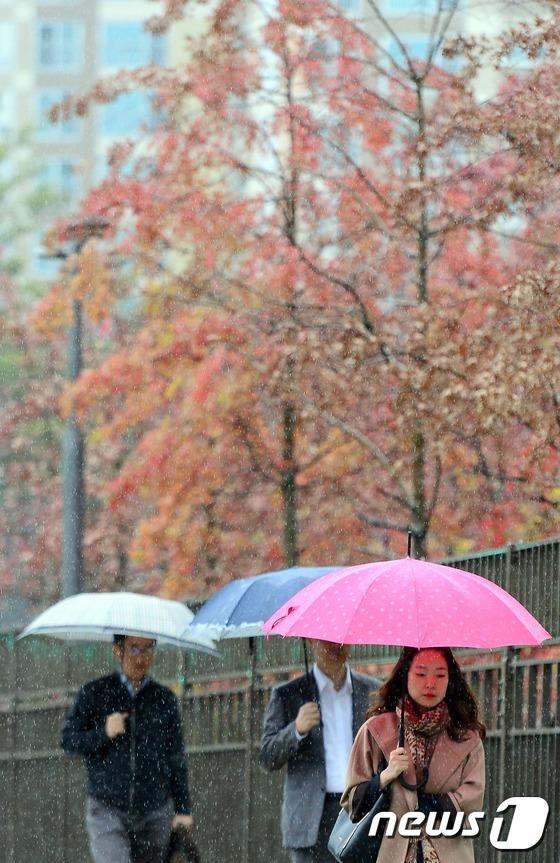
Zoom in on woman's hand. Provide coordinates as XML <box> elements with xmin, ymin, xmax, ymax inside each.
<box><xmin>380</xmin><ymin>746</ymin><xmax>409</xmax><ymax>788</ymax></box>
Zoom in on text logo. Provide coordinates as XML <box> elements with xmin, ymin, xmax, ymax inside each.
<box><xmin>490</xmin><ymin>797</ymin><xmax>549</xmax><ymax>850</ymax></box>
<box><xmin>369</xmin><ymin>797</ymin><xmax>549</xmax><ymax>850</ymax></box>
<box><xmin>369</xmin><ymin>811</ymin><xmax>483</xmax><ymax>840</ymax></box>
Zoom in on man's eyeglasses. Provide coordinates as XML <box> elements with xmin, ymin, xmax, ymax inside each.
<box><xmin>125</xmin><ymin>644</ymin><xmax>155</xmax><ymax>657</ymax></box>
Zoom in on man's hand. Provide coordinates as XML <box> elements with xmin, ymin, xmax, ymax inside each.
<box><xmin>295</xmin><ymin>701</ymin><xmax>321</xmax><ymax>735</ymax></box>
<box><xmin>172</xmin><ymin>814</ymin><xmax>194</xmax><ymax>830</ymax></box>
<box><xmin>105</xmin><ymin>712</ymin><xmax>129</xmax><ymax>739</ymax></box>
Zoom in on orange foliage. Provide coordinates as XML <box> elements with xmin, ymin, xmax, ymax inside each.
<box><xmin>8</xmin><ymin>0</ymin><xmax>560</xmax><ymax>599</ymax></box>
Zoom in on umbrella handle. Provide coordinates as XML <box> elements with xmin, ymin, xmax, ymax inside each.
<box><xmin>399</xmin><ymin>766</ymin><xmax>429</xmax><ymax>791</ymax></box>
<box><xmin>303</xmin><ymin>637</ymin><xmax>310</xmax><ymax>679</ymax></box>
<box><xmin>302</xmin><ymin>638</ymin><xmax>316</xmax><ymax>702</ymax></box>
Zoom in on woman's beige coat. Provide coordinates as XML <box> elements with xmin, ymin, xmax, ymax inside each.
<box><xmin>340</xmin><ymin>713</ymin><xmax>485</xmax><ymax>863</ymax></box>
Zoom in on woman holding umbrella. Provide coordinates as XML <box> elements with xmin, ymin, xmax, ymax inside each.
<box><xmin>340</xmin><ymin>647</ymin><xmax>486</xmax><ymax>863</ymax></box>
<box><xmin>264</xmin><ymin>553</ymin><xmax>549</xmax><ymax>861</ymax></box>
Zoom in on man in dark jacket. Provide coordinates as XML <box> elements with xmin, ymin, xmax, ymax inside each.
<box><xmin>61</xmin><ymin>634</ymin><xmax>193</xmax><ymax>863</ymax></box>
<box><xmin>260</xmin><ymin>640</ymin><xmax>380</xmax><ymax>863</ymax></box>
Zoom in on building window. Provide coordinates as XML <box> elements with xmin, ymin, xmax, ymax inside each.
<box><xmin>37</xmin><ymin>21</ymin><xmax>84</xmax><ymax>71</ymax></box>
<box><xmin>382</xmin><ymin>0</ymin><xmax>438</xmax><ymax>11</ymax></box>
<box><xmin>102</xmin><ymin>22</ymin><xmax>166</xmax><ymax>70</ymax></box>
<box><xmin>102</xmin><ymin>91</ymin><xmax>155</xmax><ymax>136</ymax></box>
<box><xmin>381</xmin><ymin>34</ymin><xmax>455</xmax><ymax>67</ymax></box>
<box><xmin>37</xmin><ymin>89</ymin><xmax>78</xmax><ymax>139</ymax></box>
<box><xmin>0</xmin><ymin>22</ymin><xmax>17</xmax><ymax>71</ymax></box>
<box><xmin>405</xmin><ymin>38</ymin><xmax>431</xmax><ymax>61</ymax></box>
<box><xmin>500</xmin><ymin>46</ymin><xmax>535</xmax><ymax>70</ymax></box>
<box><xmin>40</xmin><ymin>157</ymin><xmax>81</xmax><ymax>201</ymax></box>
<box><xmin>0</xmin><ymin>91</ymin><xmax>16</xmax><ymax>134</ymax></box>
<box><xmin>32</xmin><ymin>230</ymin><xmax>62</xmax><ymax>278</ymax></box>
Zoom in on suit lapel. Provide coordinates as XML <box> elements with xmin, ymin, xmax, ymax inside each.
<box><xmin>295</xmin><ymin>670</ymin><xmax>324</xmax><ymax>758</ymax></box>
<box><xmin>351</xmin><ymin>674</ymin><xmax>369</xmax><ymax>737</ymax></box>
<box><xmin>294</xmin><ymin>670</ymin><xmax>318</xmax><ymax>704</ymax></box>
<box><xmin>302</xmin><ymin>669</ymin><xmax>319</xmax><ymax>703</ymax></box>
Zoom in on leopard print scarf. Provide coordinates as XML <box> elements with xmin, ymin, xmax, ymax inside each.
<box><xmin>398</xmin><ymin>697</ymin><xmax>450</xmax><ymax>863</ymax></box>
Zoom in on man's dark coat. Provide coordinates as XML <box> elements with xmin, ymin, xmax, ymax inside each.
<box><xmin>61</xmin><ymin>672</ymin><xmax>190</xmax><ymax>816</ymax></box>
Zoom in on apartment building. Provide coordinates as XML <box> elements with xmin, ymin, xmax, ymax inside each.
<box><xmin>0</xmin><ymin>0</ymin><xmax>174</xmax><ymax>277</ymax></box>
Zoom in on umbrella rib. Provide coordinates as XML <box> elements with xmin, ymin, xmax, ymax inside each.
<box><xmin>412</xmin><ymin>560</ymin><xmax>421</xmax><ymax>648</ymax></box>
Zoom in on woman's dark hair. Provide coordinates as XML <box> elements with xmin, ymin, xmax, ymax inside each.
<box><xmin>366</xmin><ymin>647</ymin><xmax>486</xmax><ymax>741</ymax></box>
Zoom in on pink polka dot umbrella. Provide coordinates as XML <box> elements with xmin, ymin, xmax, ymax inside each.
<box><xmin>261</xmin><ymin>557</ymin><xmax>551</xmax><ymax>648</ymax></box>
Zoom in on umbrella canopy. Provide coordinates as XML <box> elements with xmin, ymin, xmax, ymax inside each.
<box><xmin>187</xmin><ymin>566</ymin><xmax>341</xmax><ymax>640</ymax></box>
<box><xmin>187</xmin><ymin>565</ymin><xmax>340</xmax><ymax>863</ymax></box>
<box><xmin>19</xmin><ymin>591</ymin><xmax>218</xmax><ymax>655</ymax></box>
<box><xmin>262</xmin><ymin>557</ymin><xmax>551</xmax><ymax>648</ymax></box>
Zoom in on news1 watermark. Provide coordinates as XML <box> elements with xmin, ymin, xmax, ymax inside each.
<box><xmin>369</xmin><ymin>797</ymin><xmax>550</xmax><ymax>850</ymax></box>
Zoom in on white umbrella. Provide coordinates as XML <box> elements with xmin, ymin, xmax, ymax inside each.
<box><xmin>18</xmin><ymin>591</ymin><xmax>218</xmax><ymax>655</ymax></box>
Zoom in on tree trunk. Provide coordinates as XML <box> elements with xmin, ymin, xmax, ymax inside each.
<box><xmin>411</xmin><ymin>423</ymin><xmax>428</xmax><ymax>559</ymax></box>
<box><xmin>410</xmin><ymin>76</ymin><xmax>430</xmax><ymax>558</ymax></box>
<box><xmin>281</xmin><ymin>400</ymin><xmax>299</xmax><ymax>567</ymax></box>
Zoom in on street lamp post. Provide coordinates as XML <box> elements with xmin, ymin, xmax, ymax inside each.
<box><xmin>46</xmin><ymin>216</ymin><xmax>109</xmax><ymax>597</ymax></box>
<box><xmin>62</xmin><ymin>296</ymin><xmax>85</xmax><ymax>598</ymax></box>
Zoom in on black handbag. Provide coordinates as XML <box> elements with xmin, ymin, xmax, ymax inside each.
<box><xmin>327</xmin><ymin>787</ymin><xmax>391</xmax><ymax>863</ymax></box>
<box><xmin>166</xmin><ymin>826</ymin><xmax>201</xmax><ymax>863</ymax></box>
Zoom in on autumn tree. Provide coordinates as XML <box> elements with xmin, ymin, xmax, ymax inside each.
<box><xmin>32</xmin><ymin>0</ymin><xmax>560</xmax><ymax>596</ymax></box>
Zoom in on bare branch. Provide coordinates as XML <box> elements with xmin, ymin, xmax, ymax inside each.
<box><xmin>291</xmin><ymin>385</ymin><xmax>415</xmax><ymax>507</ymax></box>
<box><xmin>358</xmin><ymin>513</ymin><xmax>411</xmax><ymax>532</ymax></box>
<box><xmin>426</xmin><ymin>454</ymin><xmax>442</xmax><ymax>524</ymax></box>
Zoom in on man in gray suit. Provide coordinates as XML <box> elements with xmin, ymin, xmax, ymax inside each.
<box><xmin>259</xmin><ymin>639</ymin><xmax>380</xmax><ymax>863</ymax></box>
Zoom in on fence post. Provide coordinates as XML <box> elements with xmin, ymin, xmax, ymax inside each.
<box><xmin>62</xmin><ymin>642</ymin><xmax>71</xmax><ymax>863</ymax></box>
<box><xmin>242</xmin><ymin>638</ymin><xmax>256</xmax><ymax>863</ymax></box>
<box><xmin>498</xmin><ymin>544</ymin><xmax>516</xmax><ymax>802</ymax></box>
<box><xmin>7</xmin><ymin>634</ymin><xmax>17</xmax><ymax>863</ymax></box>
<box><xmin>498</xmin><ymin>646</ymin><xmax>516</xmax><ymax>802</ymax></box>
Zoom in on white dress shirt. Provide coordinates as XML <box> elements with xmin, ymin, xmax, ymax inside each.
<box><xmin>313</xmin><ymin>663</ymin><xmax>354</xmax><ymax>793</ymax></box>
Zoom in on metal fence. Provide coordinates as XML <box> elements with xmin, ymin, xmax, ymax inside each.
<box><xmin>1</xmin><ymin>539</ymin><xmax>559</xmax><ymax>862</ymax></box>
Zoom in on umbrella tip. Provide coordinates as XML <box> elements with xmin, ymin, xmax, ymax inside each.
<box><xmin>407</xmin><ymin>530</ymin><xmax>413</xmax><ymax>558</ymax></box>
